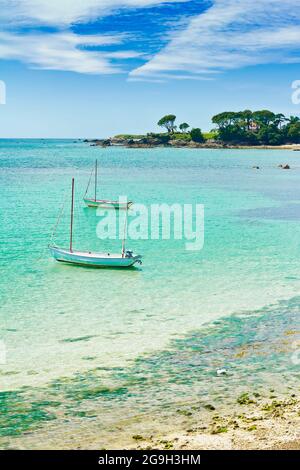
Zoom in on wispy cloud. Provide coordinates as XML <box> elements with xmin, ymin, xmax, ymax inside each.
<box><xmin>128</xmin><ymin>71</ymin><xmax>215</xmax><ymax>83</ymax></box>
<box><xmin>0</xmin><ymin>0</ymin><xmax>184</xmax><ymax>26</ymax></box>
<box><xmin>0</xmin><ymin>31</ymin><xmax>127</xmax><ymax>74</ymax></box>
<box><xmin>0</xmin><ymin>0</ymin><xmax>182</xmax><ymax>74</ymax></box>
<box><xmin>130</xmin><ymin>0</ymin><xmax>300</xmax><ymax>79</ymax></box>
<box><xmin>2</xmin><ymin>0</ymin><xmax>300</xmax><ymax>79</ymax></box>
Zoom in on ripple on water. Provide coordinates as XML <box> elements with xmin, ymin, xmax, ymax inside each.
<box><xmin>0</xmin><ymin>297</ymin><xmax>299</xmax><ymax>445</ymax></box>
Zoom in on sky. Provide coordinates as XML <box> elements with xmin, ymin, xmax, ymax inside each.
<box><xmin>0</xmin><ymin>0</ymin><xmax>300</xmax><ymax>138</ymax></box>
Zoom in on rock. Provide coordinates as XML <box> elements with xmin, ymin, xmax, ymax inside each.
<box><xmin>169</xmin><ymin>139</ymin><xmax>190</xmax><ymax>147</ymax></box>
<box><xmin>85</xmin><ymin>138</ymin><xmax>112</xmax><ymax>147</ymax></box>
<box><xmin>278</xmin><ymin>164</ymin><xmax>290</xmax><ymax>169</ymax></box>
<box><xmin>101</xmin><ymin>139</ymin><xmax>111</xmax><ymax>147</ymax></box>
<box><xmin>204</xmin><ymin>404</ymin><xmax>216</xmax><ymax>411</ymax></box>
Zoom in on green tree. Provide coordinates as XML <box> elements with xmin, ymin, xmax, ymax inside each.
<box><xmin>212</xmin><ymin>112</ymin><xmax>237</xmax><ymax>128</ymax></box>
<box><xmin>179</xmin><ymin>122</ymin><xmax>189</xmax><ymax>133</ymax></box>
<box><xmin>240</xmin><ymin>110</ymin><xmax>253</xmax><ymax>130</ymax></box>
<box><xmin>190</xmin><ymin>128</ymin><xmax>204</xmax><ymax>143</ymax></box>
<box><xmin>211</xmin><ymin>109</ymin><xmax>292</xmax><ymax>144</ymax></box>
<box><xmin>274</xmin><ymin>113</ymin><xmax>287</xmax><ymax>129</ymax></box>
<box><xmin>252</xmin><ymin>110</ymin><xmax>276</xmax><ymax>128</ymax></box>
<box><xmin>157</xmin><ymin>114</ymin><xmax>176</xmax><ymax>133</ymax></box>
<box><xmin>256</xmin><ymin>125</ymin><xmax>284</xmax><ymax>145</ymax></box>
<box><xmin>288</xmin><ymin>116</ymin><xmax>300</xmax><ymax>125</ymax></box>
<box><xmin>218</xmin><ymin>124</ymin><xmax>248</xmax><ymax>143</ymax></box>
<box><xmin>287</xmin><ymin>121</ymin><xmax>300</xmax><ymax>143</ymax></box>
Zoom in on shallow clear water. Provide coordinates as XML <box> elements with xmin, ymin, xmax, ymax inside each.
<box><xmin>0</xmin><ymin>140</ymin><xmax>300</xmax><ymax>446</ymax></box>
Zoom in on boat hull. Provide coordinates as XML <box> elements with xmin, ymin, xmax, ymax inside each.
<box><xmin>84</xmin><ymin>198</ymin><xmax>133</xmax><ymax>209</ymax></box>
<box><xmin>49</xmin><ymin>246</ymin><xmax>142</xmax><ymax>268</ymax></box>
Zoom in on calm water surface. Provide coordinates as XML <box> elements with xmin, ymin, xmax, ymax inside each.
<box><xmin>0</xmin><ymin>140</ymin><xmax>299</xmax><ymax>447</ymax></box>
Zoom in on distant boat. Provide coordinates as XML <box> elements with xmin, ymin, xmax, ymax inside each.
<box><xmin>49</xmin><ymin>178</ymin><xmax>142</xmax><ymax>268</ymax></box>
<box><xmin>84</xmin><ymin>159</ymin><xmax>133</xmax><ymax>209</ymax></box>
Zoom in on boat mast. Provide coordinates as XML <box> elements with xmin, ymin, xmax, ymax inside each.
<box><xmin>121</xmin><ymin>208</ymin><xmax>128</xmax><ymax>257</ymax></box>
<box><xmin>94</xmin><ymin>159</ymin><xmax>97</xmax><ymax>201</ymax></box>
<box><xmin>70</xmin><ymin>178</ymin><xmax>75</xmax><ymax>253</ymax></box>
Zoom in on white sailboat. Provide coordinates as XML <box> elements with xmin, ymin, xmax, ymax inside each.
<box><xmin>84</xmin><ymin>159</ymin><xmax>133</xmax><ymax>209</ymax></box>
<box><xmin>49</xmin><ymin>178</ymin><xmax>142</xmax><ymax>268</ymax></box>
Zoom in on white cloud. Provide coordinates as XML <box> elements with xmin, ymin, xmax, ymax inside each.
<box><xmin>0</xmin><ymin>0</ymin><xmax>182</xmax><ymax>74</ymax></box>
<box><xmin>0</xmin><ymin>0</ymin><xmax>180</xmax><ymax>74</ymax></box>
<box><xmin>106</xmin><ymin>51</ymin><xmax>143</xmax><ymax>59</ymax></box>
<box><xmin>0</xmin><ymin>31</ymin><xmax>126</xmax><ymax>74</ymax></box>
<box><xmin>128</xmin><ymin>72</ymin><xmax>215</xmax><ymax>82</ymax></box>
<box><xmin>0</xmin><ymin>0</ymin><xmax>183</xmax><ymax>26</ymax></box>
<box><xmin>2</xmin><ymin>0</ymin><xmax>300</xmax><ymax>78</ymax></box>
<box><xmin>130</xmin><ymin>0</ymin><xmax>300</xmax><ymax>79</ymax></box>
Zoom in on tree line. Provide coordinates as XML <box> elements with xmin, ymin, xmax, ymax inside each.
<box><xmin>157</xmin><ymin>111</ymin><xmax>300</xmax><ymax>145</ymax></box>
<box><xmin>157</xmin><ymin>114</ymin><xmax>204</xmax><ymax>142</ymax></box>
<box><xmin>212</xmin><ymin>110</ymin><xmax>300</xmax><ymax>145</ymax></box>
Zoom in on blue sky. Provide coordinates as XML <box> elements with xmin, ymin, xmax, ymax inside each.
<box><xmin>0</xmin><ymin>0</ymin><xmax>300</xmax><ymax>138</ymax></box>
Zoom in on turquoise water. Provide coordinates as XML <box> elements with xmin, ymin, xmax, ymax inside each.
<box><xmin>0</xmin><ymin>140</ymin><xmax>300</xmax><ymax>447</ymax></box>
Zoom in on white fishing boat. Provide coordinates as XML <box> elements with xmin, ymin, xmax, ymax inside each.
<box><xmin>84</xmin><ymin>159</ymin><xmax>133</xmax><ymax>209</ymax></box>
<box><xmin>49</xmin><ymin>178</ymin><xmax>142</xmax><ymax>268</ymax></box>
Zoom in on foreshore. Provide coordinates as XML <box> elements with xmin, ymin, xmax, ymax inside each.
<box><xmin>127</xmin><ymin>393</ymin><xmax>300</xmax><ymax>450</ymax></box>
<box><xmin>2</xmin><ymin>300</ymin><xmax>299</xmax><ymax>451</ymax></box>
<box><xmin>84</xmin><ymin>139</ymin><xmax>300</xmax><ymax>151</ymax></box>
<box><xmin>5</xmin><ymin>387</ymin><xmax>298</xmax><ymax>450</ymax></box>
<box><xmin>2</xmin><ymin>387</ymin><xmax>298</xmax><ymax>450</ymax></box>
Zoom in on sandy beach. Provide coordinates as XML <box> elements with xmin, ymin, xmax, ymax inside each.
<box><xmin>128</xmin><ymin>394</ymin><xmax>300</xmax><ymax>450</ymax></box>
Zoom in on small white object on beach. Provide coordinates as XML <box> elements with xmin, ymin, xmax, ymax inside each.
<box><xmin>216</xmin><ymin>368</ymin><xmax>227</xmax><ymax>376</ymax></box>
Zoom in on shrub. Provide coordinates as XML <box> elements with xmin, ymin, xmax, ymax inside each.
<box><xmin>190</xmin><ymin>128</ymin><xmax>204</xmax><ymax>143</ymax></box>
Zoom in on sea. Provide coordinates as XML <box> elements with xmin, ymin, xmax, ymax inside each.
<box><xmin>0</xmin><ymin>139</ymin><xmax>299</xmax><ymax>448</ymax></box>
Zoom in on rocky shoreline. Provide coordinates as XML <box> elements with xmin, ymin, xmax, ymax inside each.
<box><xmin>1</xmin><ymin>294</ymin><xmax>299</xmax><ymax>451</ymax></box>
<box><xmin>84</xmin><ymin>138</ymin><xmax>300</xmax><ymax>151</ymax></box>
<box><xmin>127</xmin><ymin>392</ymin><xmax>300</xmax><ymax>450</ymax></box>
<box><xmin>4</xmin><ymin>388</ymin><xmax>298</xmax><ymax>450</ymax></box>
